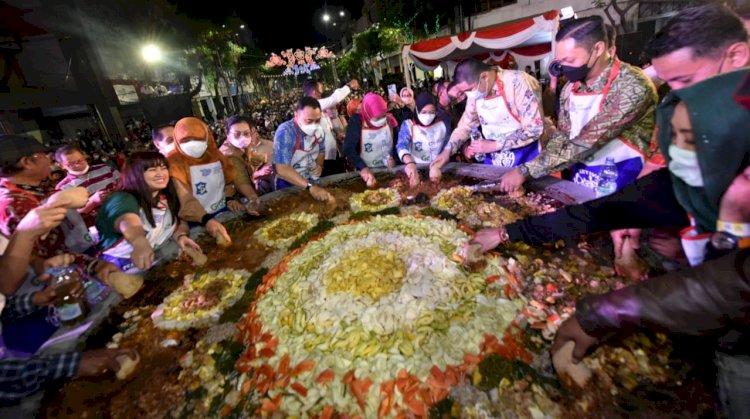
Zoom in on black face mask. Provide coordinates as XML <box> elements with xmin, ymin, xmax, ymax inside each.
<box><xmin>549</xmin><ymin>47</ymin><xmax>598</xmax><ymax>83</ymax></box>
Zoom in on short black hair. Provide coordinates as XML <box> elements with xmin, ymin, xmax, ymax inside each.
<box><xmin>453</xmin><ymin>59</ymin><xmax>491</xmax><ymax>85</ymax></box>
<box><xmin>644</xmin><ymin>4</ymin><xmax>748</xmax><ymax>60</ymax></box>
<box><xmin>226</xmin><ymin>115</ymin><xmax>256</xmax><ymax>132</ymax></box>
<box><xmin>555</xmin><ymin>15</ymin><xmax>606</xmax><ymax>50</ymax></box>
<box><xmin>54</xmin><ymin>144</ymin><xmax>84</xmax><ymax>163</ymax></box>
<box><xmin>302</xmin><ymin>79</ymin><xmax>322</xmax><ymax>96</ymax></box>
<box><xmin>297</xmin><ymin>96</ymin><xmax>321</xmax><ymax>111</ymax></box>
<box><xmin>151</xmin><ymin>123</ymin><xmax>174</xmax><ymax>142</ymax></box>
<box><xmin>605</xmin><ymin>24</ymin><xmax>617</xmax><ymax>49</ymax></box>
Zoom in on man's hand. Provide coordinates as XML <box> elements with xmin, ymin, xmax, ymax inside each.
<box><xmin>130</xmin><ymin>237</ymin><xmax>154</xmax><ymax>270</ymax></box>
<box><xmin>89</xmin><ymin>189</ymin><xmax>110</xmax><ymax>206</ymax></box>
<box><xmin>93</xmin><ymin>260</ymin><xmax>120</xmax><ymax>284</ymax></box>
<box><xmin>551</xmin><ymin>317</ymin><xmax>599</xmax><ymax>364</ymax></box>
<box><xmin>610</xmin><ymin>229</ymin><xmax>641</xmax><ymax>259</ymax></box>
<box><xmin>404</xmin><ymin>163</ymin><xmax>420</xmax><ymax>188</ymax></box>
<box><xmin>347</xmin><ymin>79</ymin><xmax>360</xmax><ymax>91</ymax></box>
<box><xmin>499</xmin><ymin>168</ymin><xmax>526</xmax><ymax>193</ymax></box>
<box><xmin>360</xmin><ymin>168</ymin><xmax>377</xmax><ymax>188</ymax></box>
<box><xmin>227</xmin><ymin>199</ymin><xmax>245</xmax><ymax>212</ymax></box>
<box><xmin>32</xmin><ymin>278</ymin><xmax>83</xmax><ymax>306</ymax></box>
<box><xmin>430</xmin><ymin>151</ymin><xmax>450</xmax><ymax>182</ymax></box>
<box><xmin>470</xmin><ymin>227</ymin><xmax>508</xmax><ymax>254</ymax></box>
<box><xmin>253</xmin><ymin>165</ymin><xmax>273</xmax><ymax>179</ymax></box>
<box><xmin>244</xmin><ymin>196</ymin><xmax>261</xmax><ymax>216</ymax></box>
<box><xmin>385</xmin><ymin>156</ymin><xmax>396</xmax><ymax>169</ymax></box>
<box><xmin>36</xmin><ymin>254</ymin><xmax>76</xmax><ymax>278</ymax></box>
<box><xmin>15</xmin><ymin>204</ymin><xmax>67</xmax><ymax>237</ymax></box>
<box><xmin>719</xmin><ymin>166</ymin><xmax>750</xmax><ymax>222</ymax></box>
<box><xmin>309</xmin><ymin>185</ymin><xmax>333</xmax><ymax>202</ymax></box>
<box><xmin>177</xmin><ymin>235</ymin><xmax>202</xmax><ymax>253</ymax></box>
<box><xmin>206</xmin><ymin>219</ymin><xmax>231</xmax><ymax>244</ymax></box>
<box><xmin>77</xmin><ymin>348</ymin><xmax>139</xmax><ymax>378</ymax></box>
<box><xmin>466</xmin><ymin>140</ymin><xmax>498</xmax><ymax>156</ymax></box>
<box><xmin>312</xmin><ymin>164</ymin><xmax>324</xmax><ymax>177</ymax></box>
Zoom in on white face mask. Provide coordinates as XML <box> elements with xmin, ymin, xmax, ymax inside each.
<box><xmin>417</xmin><ymin>113</ymin><xmax>436</xmax><ymax>126</ymax></box>
<box><xmin>370</xmin><ymin>117</ymin><xmax>387</xmax><ymax>128</ymax></box>
<box><xmin>67</xmin><ymin>164</ymin><xmax>89</xmax><ymax>176</ymax></box>
<box><xmin>465</xmin><ymin>78</ymin><xmax>488</xmax><ymax>101</ymax></box>
<box><xmin>180</xmin><ymin>140</ymin><xmax>208</xmax><ymax>159</ymax></box>
<box><xmin>299</xmin><ymin>123</ymin><xmax>320</xmax><ymax>136</ymax></box>
<box><xmin>668</xmin><ymin>145</ymin><xmax>703</xmax><ymax>187</ymax></box>
<box><xmin>229</xmin><ymin>137</ymin><xmax>252</xmax><ymax>150</ymax></box>
<box><xmin>159</xmin><ymin>142</ymin><xmax>176</xmax><ymax>156</ymax></box>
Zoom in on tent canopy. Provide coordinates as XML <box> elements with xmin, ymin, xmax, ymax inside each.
<box><xmin>401</xmin><ymin>10</ymin><xmax>559</xmax><ymax>84</ymax></box>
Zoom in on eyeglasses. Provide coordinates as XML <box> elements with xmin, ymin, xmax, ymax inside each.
<box><xmin>231</xmin><ymin>130</ymin><xmax>254</xmax><ymax>139</ymax></box>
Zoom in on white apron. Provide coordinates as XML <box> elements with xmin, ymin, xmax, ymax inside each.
<box><xmin>409</xmin><ymin>120</ymin><xmax>447</xmax><ymax>164</ymax></box>
<box><xmin>59</xmin><ymin>209</ymin><xmax>96</xmax><ymax>253</ymax></box>
<box><xmin>360</xmin><ymin>124</ymin><xmax>394</xmax><ymax>168</ymax></box>
<box><xmin>568</xmin><ymin>59</ymin><xmax>645</xmax><ymax>191</ymax></box>
<box><xmin>189</xmin><ymin>161</ymin><xmax>226</xmax><ymax>214</ymax></box>
<box><xmin>320</xmin><ymin>113</ymin><xmax>338</xmax><ymax>160</ymax></box>
<box><xmin>476</xmin><ymin>77</ymin><xmax>539</xmax><ymax>167</ymax></box>
<box><xmin>680</xmin><ymin>217</ymin><xmax>712</xmax><ymax>267</ymax></box>
<box><xmin>101</xmin><ymin>198</ymin><xmax>177</xmax><ymax>273</ymax></box>
<box><xmin>291</xmin><ymin>126</ymin><xmax>322</xmax><ymax>181</ymax></box>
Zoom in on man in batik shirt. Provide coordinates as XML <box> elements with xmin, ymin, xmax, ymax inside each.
<box><xmin>499</xmin><ymin>16</ymin><xmax>656</xmax><ymax>194</ymax></box>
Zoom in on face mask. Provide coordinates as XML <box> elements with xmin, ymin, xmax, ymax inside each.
<box><xmin>417</xmin><ymin>113</ymin><xmax>436</xmax><ymax>125</ymax></box>
<box><xmin>160</xmin><ymin>142</ymin><xmax>176</xmax><ymax>156</ymax></box>
<box><xmin>181</xmin><ymin>140</ymin><xmax>208</xmax><ymax>159</ymax></box>
<box><xmin>230</xmin><ymin>136</ymin><xmax>252</xmax><ymax>149</ymax></box>
<box><xmin>299</xmin><ymin>123</ymin><xmax>320</xmax><ymax>136</ymax></box>
<box><xmin>465</xmin><ymin>77</ymin><xmax>488</xmax><ymax>101</ymax></box>
<box><xmin>668</xmin><ymin>145</ymin><xmax>703</xmax><ymax>187</ymax></box>
<box><xmin>369</xmin><ymin>117</ymin><xmax>387</xmax><ymax>128</ymax></box>
<box><xmin>560</xmin><ymin>47</ymin><xmax>599</xmax><ymax>83</ymax></box>
<box><xmin>67</xmin><ymin>164</ymin><xmax>89</xmax><ymax>176</ymax></box>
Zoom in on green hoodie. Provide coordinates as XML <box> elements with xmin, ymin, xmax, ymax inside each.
<box><xmin>657</xmin><ymin>69</ymin><xmax>750</xmax><ymax>233</ymax></box>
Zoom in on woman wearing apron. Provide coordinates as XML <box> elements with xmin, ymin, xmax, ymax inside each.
<box><xmin>397</xmin><ymin>92</ymin><xmax>452</xmax><ymax>187</ymax></box>
<box><xmin>343</xmin><ymin>93</ymin><xmax>399</xmax><ymax>188</ymax></box>
<box><xmin>167</xmin><ymin>117</ymin><xmax>240</xmax><ymax>217</ymax></box>
<box><xmin>96</xmin><ymin>152</ymin><xmax>202</xmax><ymax>274</ymax></box>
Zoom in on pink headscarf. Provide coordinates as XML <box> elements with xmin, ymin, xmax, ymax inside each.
<box><xmin>360</xmin><ymin>93</ymin><xmax>398</xmax><ymax>129</ymax></box>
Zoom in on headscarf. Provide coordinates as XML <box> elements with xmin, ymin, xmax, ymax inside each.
<box><xmin>168</xmin><ymin>117</ymin><xmax>237</xmax><ymax>187</ymax></box>
<box><xmin>415</xmin><ymin>92</ymin><xmax>437</xmax><ymax>114</ymax></box>
<box><xmin>657</xmin><ymin>69</ymin><xmax>750</xmax><ymax>233</ymax></box>
<box><xmin>346</xmin><ymin>98</ymin><xmax>361</xmax><ymax>117</ymax></box>
<box><xmin>400</xmin><ymin>87</ymin><xmax>415</xmax><ymax>110</ymax></box>
<box><xmin>360</xmin><ymin>93</ymin><xmax>398</xmax><ymax>129</ymax></box>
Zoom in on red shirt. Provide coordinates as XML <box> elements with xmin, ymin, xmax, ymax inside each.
<box><xmin>0</xmin><ymin>179</ymin><xmax>68</xmax><ymax>257</ymax></box>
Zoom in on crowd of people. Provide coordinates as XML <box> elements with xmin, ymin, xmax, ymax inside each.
<box><xmin>0</xmin><ymin>4</ymin><xmax>748</xmax><ymax>417</ymax></box>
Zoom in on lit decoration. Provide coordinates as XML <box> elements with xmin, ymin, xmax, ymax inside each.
<box><xmin>265</xmin><ymin>47</ymin><xmax>336</xmax><ymax>77</ymax></box>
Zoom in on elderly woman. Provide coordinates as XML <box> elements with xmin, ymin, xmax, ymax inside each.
<box><xmin>397</xmin><ymin>92</ymin><xmax>452</xmax><ymax>187</ymax></box>
<box><xmin>343</xmin><ymin>93</ymin><xmax>399</xmax><ymax>188</ymax></box>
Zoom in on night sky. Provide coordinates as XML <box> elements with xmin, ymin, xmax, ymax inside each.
<box><xmin>169</xmin><ymin>0</ymin><xmax>365</xmax><ymax>52</ymax></box>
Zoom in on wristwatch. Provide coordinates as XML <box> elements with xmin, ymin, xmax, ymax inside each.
<box><xmin>517</xmin><ymin>164</ymin><xmax>530</xmax><ymax>178</ymax></box>
<box><xmin>711</xmin><ymin>231</ymin><xmax>750</xmax><ymax>251</ymax></box>
<box><xmin>306</xmin><ymin>182</ymin><xmax>313</xmax><ymax>191</ymax></box>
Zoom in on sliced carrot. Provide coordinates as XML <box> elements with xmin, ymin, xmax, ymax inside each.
<box><xmin>260</xmin><ymin>394</ymin><xmax>282</xmax><ymax>412</ymax></box>
<box><xmin>342</xmin><ymin>369</ymin><xmax>356</xmax><ymax>385</ymax></box>
<box><xmin>485</xmin><ymin>275</ymin><xmax>501</xmax><ymax>285</ymax></box>
<box><xmin>278</xmin><ymin>354</ymin><xmax>290</xmax><ymax>375</ymax></box>
<box><xmin>406</xmin><ymin>398</ymin><xmax>426</xmax><ymax>417</ymax></box>
<box><xmin>464</xmin><ymin>353</ymin><xmax>482</xmax><ymax>365</ymax></box>
<box><xmin>241</xmin><ymin>378</ymin><xmax>253</xmax><ymax>395</ymax></box>
<box><xmin>259</xmin><ymin>348</ymin><xmax>275</xmax><ymax>358</ymax></box>
<box><xmin>291</xmin><ymin>359</ymin><xmax>316</xmax><ymax>376</ymax></box>
<box><xmin>378</xmin><ymin>395</ymin><xmax>392</xmax><ymax>419</ymax></box>
<box><xmin>220</xmin><ymin>405</ymin><xmax>233</xmax><ymax>416</ymax></box>
<box><xmin>380</xmin><ymin>380</ymin><xmax>395</xmax><ymax>395</ymax></box>
<box><xmin>320</xmin><ymin>405</ymin><xmax>334</xmax><ymax>419</ymax></box>
<box><xmin>291</xmin><ymin>382</ymin><xmax>308</xmax><ymax>397</ymax></box>
<box><xmin>315</xmin><ymin>369</ymin><xmax>335</xmax><ymax>385</ymax></box>
<box><xmin>275</xmin><ymin>375</ymin><xmax>290</xmax><ymax>389</ymax></box>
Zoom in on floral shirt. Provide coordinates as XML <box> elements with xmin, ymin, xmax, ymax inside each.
<box><xmin>523</xmin><ymin>59</ymin><xmax>657</xmax><ymax>178</ymax></box>
<box><xmin>448</xmin><ymin>68</ymin><xmax>544</xmax><ymax>153</ymax></box>
<box><xmin>0</xmin><ymin>179</ymin><xmax>68</xmax><ymax>258</ymax></box>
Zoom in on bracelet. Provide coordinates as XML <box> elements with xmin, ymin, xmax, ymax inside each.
<box><xmin>717</xmin><ymin>221</ymin><xmax>750</xmax><ymax>237</ymax></box>
<box><xmin>201</xmin><ymin>213</ymin><xmax>215</xmax><ymax>226</ymax></box>
<box><xmin>497</xmin><ymin>227</ymin><xmax>510</xmax><ymax>243</ymax></box>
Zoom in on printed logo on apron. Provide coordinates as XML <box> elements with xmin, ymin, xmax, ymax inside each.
<box><xmin>189</xmin><ymin>161</ymin><xmax>225</xmax><ymax>214</ymax></box>
<box><xmin>476</xmin><ymin>75</ymin><xmax>540</xmax><ymax>168</ymax></box>
<box><xmin>360</xmin><ymin>124</ymin><xmax>393</xmax><ymax>168</ymax></box>
<box><xmin>568</xmin><ymin>59</ymin><xmax>645</xmax><ymax>191</ymax></box>
<box><xmin>410</xmin><ymin>120</ymin><xmax>447</xmax><ymax>164</ymax></box>
<box><xmin>290</xmin><ymin>125</ymin><xmax>322</xmax><ymax>181</ymax></box>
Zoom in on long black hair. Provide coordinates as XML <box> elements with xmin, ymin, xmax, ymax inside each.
<box><xmin>121</xmin><ymin>151</ymin><xmax>180</xmax><ymax>227</ymax></box>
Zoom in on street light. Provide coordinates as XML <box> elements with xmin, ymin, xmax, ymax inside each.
<box><xmin>141</xmin><ymin>44</ymin><xmax>162</xmax><ymax>63</ymax></box>
<box><xmin>323</xmin><ymin>13</ymin><xmax>331</xmax><ymax>22</ymax></box>
<box><xmin>339</xmin><ymin>10</ymin><xmax>345</xmax><ymax>17</ymax></box>
<box><xmin>240</xmin><ymin>24</ymin><xmax>245</xmax><ymax>29</ymax></box>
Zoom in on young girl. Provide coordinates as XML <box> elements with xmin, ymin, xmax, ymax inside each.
<box><xmin>96</xmin><ymin>152</ymin><xmax>202</xmax><ymax>274</ymax></box>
